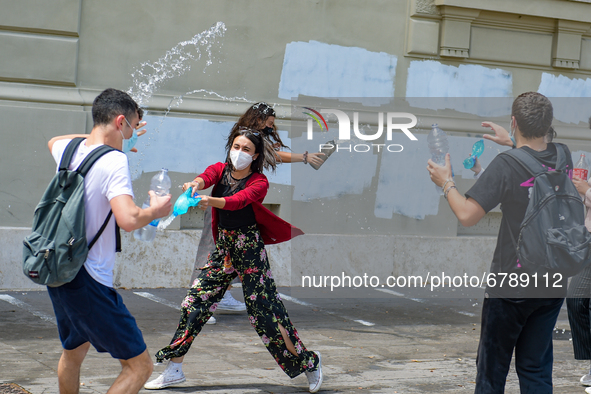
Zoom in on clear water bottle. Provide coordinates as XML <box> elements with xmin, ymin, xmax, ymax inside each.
<box><xmin>134</xmin><ymin>168</ymin><xmax>171</xmax><ymax>242</ymax></box>
<box><xmin>427</xmin><ymin>124</ymin><xmax>449</xmax><ymax>194</ymax></box>
<box><xmin>574</xmin><ymin>153</ymin><xmax>590</xmax><ymax>181</ymax></box>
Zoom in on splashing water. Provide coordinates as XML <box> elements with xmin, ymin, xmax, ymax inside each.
<box><xmin>157</xmin><ymin>214</ymin><xmax>178</xmax><ymax>231</ymax></box>
<box><xmin>125</xmin><ymin>21</ymin><xmax>282</xmax><ymax>181</ymax></box>
<box><xmin>128</xmin><ymin>21</ymin><xmax>227</xmax><ymax>107</ymax></box>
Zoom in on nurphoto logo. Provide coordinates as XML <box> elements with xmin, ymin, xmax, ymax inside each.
<box><xmin>303</xmin><ymin>108</ymin><xmax>418</xmax><ymax>153</ymax></box>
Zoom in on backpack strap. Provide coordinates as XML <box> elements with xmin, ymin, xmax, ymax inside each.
<box><xmin>76</xmin><ymin>145</ymin><xmax>116</xmax><ymax>177</ymax></box>
<box><xmin>553</xmin><ymin>143</ymin><xmax>569</xmax><ymax>171</ymax></box>
<box><xmin>500</xmin><ymin>143</ymin><xmax>568</xmax><ymax>176</ymax></box>
<box><xmin>59</xmin><ymin>138</ymin><xmax>86</xmax><ymax>171</ymax></box>
<box><xmin>66</xmin><ymin>142</ymin><xmax>121</xmax><ymax>252</ymax></box>
<box><xmin>87</xmin><ymin>210</ymin><xmax>122</xmax><ymax>252</ymax></box>
<box><xmin>500</xmin><ymin>147</ymin><xmax>547</xmax><ymax>177</ymax></box>
<box><xmin>89</xmin><ymin>211</ymin><xmax>112</xmax><ymax>250</ymax></box>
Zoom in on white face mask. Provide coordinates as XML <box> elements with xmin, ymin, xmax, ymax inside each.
<box><xmin>230</xmin><ymin>150</ymin><xmax>254</xmax><ymax>170</ymax></box>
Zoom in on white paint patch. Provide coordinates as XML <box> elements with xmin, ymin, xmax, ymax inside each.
<box><xmin>279</xmin><ymin>40</ymin><xmax>397</xmax><ymax>100</ymax></box>
<box><xmin>128</xmin><ymin>116</ymin><xmax>291</xmax><ymax>186</ymax></box>
<box><xmin>406</xmin><ymin>61</ymin><xmax>512</xmax><ymax>117</ymax></box>
<box><xmin>133</xmin><ymin>291</ymin><xmax>181</xmax><ymax>310</ymax></box>
<box><xmin>291</xmin><ymin>129</ymin><xmax>377</xmax><ymax>201</ymax></box>
<box><xmin>374</xmin><ymin>134</ymin><xmax>510</xmax><ymax>220</ymax></box>
<box><xmin>0</xmin><ymin>294</ymin><xmax>56</xmax><ymax>324</ymax></box>
<box><xmin>538</xmin><ymin>74</ymin><xmax>591</xmax><ymax>124</ymax></box>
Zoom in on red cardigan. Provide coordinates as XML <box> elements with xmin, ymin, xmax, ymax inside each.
<box><xmin>197</xmin><ymin>162</ymin><xmax>304</xmax><ymax>245</ymax></box>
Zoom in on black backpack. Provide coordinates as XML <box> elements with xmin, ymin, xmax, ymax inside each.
<box><xmin>501</xmin><ymin>143</ymin><xmax>591</xmax><ymax>277</ymax></box>
<box><xmin>22</xmin><ymin>138</ymin><xmax>120</xmax><ymax>287</ymax></box>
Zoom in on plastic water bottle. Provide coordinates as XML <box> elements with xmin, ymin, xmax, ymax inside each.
<box><xmin>134</xmin><ymin>168</ymin><xmax>171</xmax><ymax>242</ymax></box>
<box><xmin>574</xmin><ymin>154</ymin><xmax>590</xmax><ymax>181</ymax></box>
<box><xmin>427</xmin><ymin>124</ymin><xmax>449</xmax><ymax>194</ymax></box>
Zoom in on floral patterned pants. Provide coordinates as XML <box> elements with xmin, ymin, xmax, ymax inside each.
<box><xmin>155</xmin><ymin>224</ymin><xmax>319</xmax><ymax>378</ymax></box>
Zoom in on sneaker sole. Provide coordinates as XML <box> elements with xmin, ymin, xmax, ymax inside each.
<box><xmin>144</xmin><ymin>376</ymin><xmax>186</xmax><ymax>390</ymax></box>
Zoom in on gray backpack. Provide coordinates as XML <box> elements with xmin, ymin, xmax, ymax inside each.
<box><xmin>22</xmin><ymin>138</ymin><xmax>120</xmax><ymax>287</ymax></box>
<box><xmin>502</xmin><ymin>143</ymin><xmax>591</xmax><ymax>277</ymax></box>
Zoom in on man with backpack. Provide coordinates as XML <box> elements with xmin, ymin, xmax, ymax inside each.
<box><xmin>44</xmin><ymin>88</ymin><xmax>172</xmax><ymax>393</ymax></box>
<box><xmin>427</xmin><ymin>92</ymin><xmax>583</xmax><ymax>393</ymax></box>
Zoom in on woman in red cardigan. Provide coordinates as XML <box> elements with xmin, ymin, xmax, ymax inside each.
<box><xmin>145</xmin><ymin>127</ymin><xmax>323</xmax><ymax>393</ymax></box>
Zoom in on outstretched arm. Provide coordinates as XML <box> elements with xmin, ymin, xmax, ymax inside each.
<box><xmin>48</xmin><ymin>134</ymin><xmax>88</xmax><ymax>153</ymax></box>
<box><xmin>110</xmin><ymin>192</ymin><xmax>172</xmax><ymax>232</ymax></box>
<box><xmin>275</xmin><ymin>150</ymin><xmax>326</xmax><ymax>167</ymax></box>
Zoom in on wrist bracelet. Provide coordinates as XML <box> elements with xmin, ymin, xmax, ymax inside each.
<box><xmin>303</xmin><ymin>151</ymin><xmax>308</xmax><ymax>165</ymax></box>
<box><xmin>444</xmin><ymin>185</ymin><xmax>457</xmax><ymax>200</ymax></box>
<box><xmin>441</xmin><ymin>179</ymin><xmax>454</xmax><ymax>192</ymax></box>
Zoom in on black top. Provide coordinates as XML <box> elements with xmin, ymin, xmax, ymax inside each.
<box><xmin>213</xmin><ymin>171</ymin><xmax>256</xmax><ymax>230</ymax></box>
<box><xmin>465</xmin><ymin>143</ymin><xmax>572</xmax><ymax>298</ymax></box>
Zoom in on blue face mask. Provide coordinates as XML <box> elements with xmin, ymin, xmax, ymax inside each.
<box><xmin>120</xmin><ymin>118</ymin><xmax>138</xmax><ymax>153</ymax></box>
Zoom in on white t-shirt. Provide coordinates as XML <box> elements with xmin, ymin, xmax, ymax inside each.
<box><xmin>52</xmin><ymin>139</ymin><xmax>134</xmax><ymax>287</ymax></box>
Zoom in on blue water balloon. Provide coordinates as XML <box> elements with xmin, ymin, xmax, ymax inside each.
<box><xmin>463</xmin><ymin>139</ymin><xmax>485</xmax><ymax>169</ymax></box>
<box><xmin>173</xmin><ymin>188</ymin><xmax>202</xmax><ymax>216</ymax></box>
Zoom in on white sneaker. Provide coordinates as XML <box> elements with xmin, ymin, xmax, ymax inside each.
<box><xmin>144</xmin><ymin>361</ymin><xmax>186</xmax><ymax>389</ymax></box>
<box><xmin>585</xmin><ymin>387</ymin><xmax>591</xmax><ymax>394</ymax></box>
<box><xmin>206</xmin><ymin>315</ymin><xmax>216</xmax><ymax>325</ymax></box>
<box><xmin>216</xmin><ymin>291</ymin><xmax>246</xmax><ymax>312</ymax></box>
<box><xmin>582</xmin><ymin>373</ymin><xmax>591</xmax><ymax>386</ymax></box>
<box><xmin>305</xmin><ymin>351</ymin><xmax>323</xmax><ymax>393</ymax></box>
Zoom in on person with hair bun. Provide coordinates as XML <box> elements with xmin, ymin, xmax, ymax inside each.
<box><xmin>238</xmin><ymin>102</ymin><xmax>326</xmax><ymax>167</ymax></box>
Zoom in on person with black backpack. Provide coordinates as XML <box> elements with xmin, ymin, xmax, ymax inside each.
<box><xmin>427</xmin><ymin>92</ymin><xmax>586</xmax><ymax>393</ymax></box>
<box><xmin>43</xmin><ymin>88</ymin><xmax>172</xmax><ymax>393</ymax></box>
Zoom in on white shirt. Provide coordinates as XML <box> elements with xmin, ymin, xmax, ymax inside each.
<box><xmin>52</xmin><ymin>139</ymin><xmax>133</xmax><ymax>287</ymax></box>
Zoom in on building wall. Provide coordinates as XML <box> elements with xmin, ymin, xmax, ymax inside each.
<box><xmin>2</xmin><ymin>0</ymin><xmax>591</xmax><ymax>289</ymax></box>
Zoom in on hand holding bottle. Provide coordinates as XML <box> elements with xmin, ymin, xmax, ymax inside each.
<box><xmin>573</xmin><ymin>177</ymin><xmax>591</xmax><ymax>196</ymax></box>
<box><xmin>148</xmin><ymin>190</ymin><xmax>172</xmax><ymax>219</ymax></box>
<box><xmin>427</xmin><ymin>153</ymin><xmax>453</xmax><ymax>188</ymax></box>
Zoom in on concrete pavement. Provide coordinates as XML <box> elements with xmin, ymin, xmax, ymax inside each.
<box><xmin>0</xmin><ymin>286</ymin><xmax>587</xmax><ymax>393</ymax></box>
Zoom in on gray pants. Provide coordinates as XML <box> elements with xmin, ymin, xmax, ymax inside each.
<box><xmin>190</xmin><ymin>207</ymin><xmax>215</xmax><ymax>285</ymax></box>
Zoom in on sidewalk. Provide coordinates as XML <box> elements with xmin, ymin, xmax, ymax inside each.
<box><xmin>0</xmin><ymin>287</ymin><xmax>586</xmax><ymax>393</ymax></box>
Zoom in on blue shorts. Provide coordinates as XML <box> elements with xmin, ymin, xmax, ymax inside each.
<box><xmin>47</xmin><ymin>266</ymin><xmax>146</xmax><ymax>360</ymax></box>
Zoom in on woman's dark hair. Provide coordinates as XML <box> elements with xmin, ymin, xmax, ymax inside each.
<box><xmin>233</xmin><ymin>102</ymin><xmax>289</xmax><ymax>150</ymax></box>
<box><xmin>546</xmin><ymin>126</ymin><xmax>557</xmax><ymax>143</ymax></box>
<box><xmin>225</xmin><ymin>127</ymin><xmax>277</xmax><ymax>173</ymax></box>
